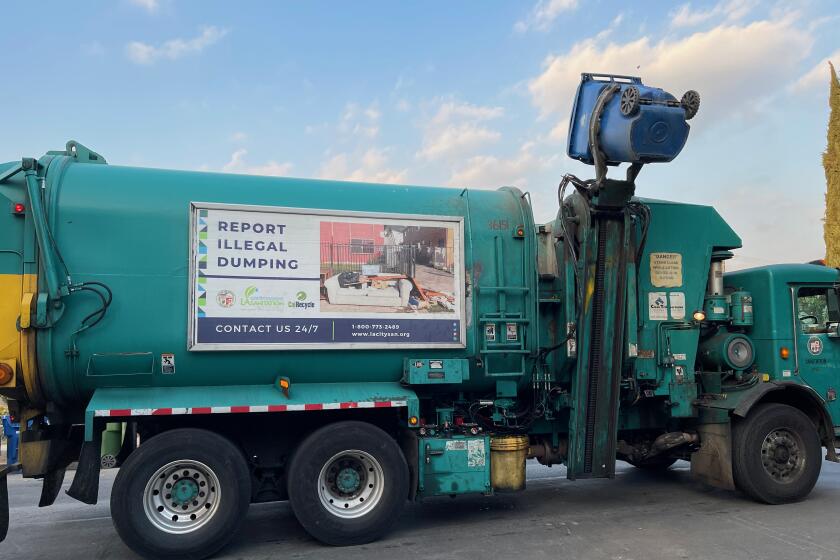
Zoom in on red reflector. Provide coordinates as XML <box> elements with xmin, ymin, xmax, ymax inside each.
<box><xmin>13</xmin><ymin>203</ymin><xmax>25</xmax><ymax>214</ymax></box>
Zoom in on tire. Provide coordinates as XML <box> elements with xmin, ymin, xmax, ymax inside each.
<box><xmin>732</xmin><ymin>403</ymin><xmax>822</xmax><ymax>504</ymax></box>
<box><xmin>681</xmin><ymin>90</ymin><xmax>701</xmax><ymax>120</ymax></box>
<box><xmin>620</xmin><ymin>86</ymin><xmax>641</xmax><ymax>116</ymax></box>
<box><xmin>625</xmin><ymin>456</ymin><xmax>677</xmax><ymax>471</ymax></box>
<box><xmin>287</xmin><ymin>421</ymin><xmax>408</xmax><ymax>546</ymax></box>
<box><xmin>111</xmin><ymin>428</ymin><xmax>251</xmax><ymax>559</ymax></box>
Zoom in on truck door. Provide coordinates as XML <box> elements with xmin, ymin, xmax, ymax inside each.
<box><xmin>794</xmin><ymin>285</ymin><xmax>840</xmax><ymax>427</ymax></box>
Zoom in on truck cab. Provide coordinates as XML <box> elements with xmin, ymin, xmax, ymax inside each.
<box><xmin>726</xmin><ymin>264</ymin><xmax>840</xmax><ymax>433</ymax></box>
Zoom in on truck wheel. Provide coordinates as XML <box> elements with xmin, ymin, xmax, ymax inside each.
<box><xmin>111</xmin><ymin>428</ymin><xmax>251</xmax><ymax>559</ymax></box>
<box><xmin>732</xmin><ymin>403</ymin><xmax>822</xmax><ymax>504</ymax></box>
<box><xmin>287</xmin><ymin>421</ymin><xmax>408</xmax><ymax>546</ymax></box>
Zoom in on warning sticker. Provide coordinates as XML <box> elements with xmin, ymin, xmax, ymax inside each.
<box><xmin>161</xmin><ymin>353</ymin><xmax>175</xmax><ymax>374</ymax></box>
<box><xmin>650</xmin><ymin>253</ymin><xmax>683</xmax><ymax>287</ymax></box>
<box><xmin>467</xmin><ymin>439</ymin><xmax>486</xmax><ymax>468</ymax></box>
<box><xmin>485</xmin><ymin>323</ymin><xmax>496</xmax><ymax>342</ymax></box>
<box><xmin>446</xmin><ymin>440</ymin><xmax>467</xmax><ymax>451</ymax></box>
<box><xmin>649</xmin><ymin>292</ymin><xmax>668</xmax><ymax>321</ymax></box>
<box><xmin>506</xmin><ymin>323</ymin><xmax>518</xmax><ymax>342</ymax></box>
<box><xmin>669</xmin><ymin>292</ymin><xmax>686</xmax><ymax>320</ymax></box>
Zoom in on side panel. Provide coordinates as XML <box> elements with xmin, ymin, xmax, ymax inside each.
<box><xmin>34</xmin><ymin>159</ymin><xmax>532</xmax><ymax>406</ymax></box>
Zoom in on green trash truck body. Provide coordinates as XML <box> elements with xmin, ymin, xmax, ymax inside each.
<box><xmin>0</xmin><ymin>139</ymin><xmax>839</xmax><ymax>555</ymax></box>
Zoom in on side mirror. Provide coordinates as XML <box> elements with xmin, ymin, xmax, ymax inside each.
<box><xmin>828</xmin><ymin>323</ymin><xmax>840</xmax><ymax>339</ymax></box>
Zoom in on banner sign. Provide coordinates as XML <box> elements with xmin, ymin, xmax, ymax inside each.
<box><xmin>189</xmin><ymin>202</ymin><xmax>464</xmax><ymax>350</ymax></box>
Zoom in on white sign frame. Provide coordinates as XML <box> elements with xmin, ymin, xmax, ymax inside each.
<box><xmin>188</xmin><ymin>201</ymin><xmax>466</xmax><ymax>351</ymax></box>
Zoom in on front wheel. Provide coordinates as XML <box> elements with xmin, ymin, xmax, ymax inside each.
<box><xmin>111</xmin><ymin>428</ymin><xmax>251</xmax><ymax>559</ymax></box>
<box><xmin>732</xmin><ymin>403</ymin><xmax>822</xmax><ymax>504</ymax></box>
<box><xmin>287</xmin><ymin>421</ymin><xmax>408</xmax><ymax>546</ymax></box>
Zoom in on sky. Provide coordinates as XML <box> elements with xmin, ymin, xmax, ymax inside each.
<box><xmin>1</xmin><ymin>0</ymin><xmax>838</xmax><ymax>269</ymax></box>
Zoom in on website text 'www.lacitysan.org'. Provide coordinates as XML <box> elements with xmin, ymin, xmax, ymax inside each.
<box><xmin>349</xmin><ymin>324</ymin><xmax>411</xmax><ymax>339</ymax></box>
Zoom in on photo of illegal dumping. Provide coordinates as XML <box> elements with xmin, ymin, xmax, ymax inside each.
<box><xmin>320</xmin><ymin>220</ymin><xmax>457</xmax><ymax>313</ymax></box>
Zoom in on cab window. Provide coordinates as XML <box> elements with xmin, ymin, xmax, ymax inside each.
<box><xmin>797</xmin><ymin>286</ymin><xmax>840</xmax><ymax>334</ymax></box>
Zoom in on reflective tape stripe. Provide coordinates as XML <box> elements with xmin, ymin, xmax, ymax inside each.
<box><xmin>94</xmin><ymin>400</ymin><xmax>407</xmax><ymax>417</ymax></box>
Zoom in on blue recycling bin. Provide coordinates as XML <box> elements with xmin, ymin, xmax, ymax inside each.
<box><xmin>2</xmin><ymin>415</ymin><xmax>19</xmax><ymax>465</ymax></box>
<box><xmin>567</xmin><ymin>73</ymin><xmax>698</xmax><ymax>166</ymax></box>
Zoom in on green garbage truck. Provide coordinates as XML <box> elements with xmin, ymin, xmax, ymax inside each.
<box><xmin>0</xmin><ymin>75</ymin><xmax>838</xmax><ymax>559</ymax></box>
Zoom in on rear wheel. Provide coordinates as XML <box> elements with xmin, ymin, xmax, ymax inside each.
<box><xmin>288</xmin><ymin>421</ymin><xmax>408</xmax><ymax>546</ymax></box>
<box><xmin>111</xmin><ymin>428</ymin><xmax>251</xmax><ymax>559</ymax></box>
<box><xmin>732</xmin><ymin>403</ymin><xmax>822</xmax><ymax>504</ymax></box>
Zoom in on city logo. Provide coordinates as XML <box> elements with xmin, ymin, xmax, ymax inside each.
<box><xmin>241</xmin><ymin>285</ymin><xmax>285</xmax><ymax>307</ymax></box>
<box><xmin>807</xmin><ymin>336</ymin><xmax>823</xmax><ymax>356</ymax></box>
<box><xmin>216</xmin><ymin>290</ymin><xmax>236</xmax><ymax>308</ymax></box>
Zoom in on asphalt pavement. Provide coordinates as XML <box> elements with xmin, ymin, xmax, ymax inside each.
<box><xmin>2</xmin><ymin>459</ymin><xmax>839</xmax><ymax>560</ymax></box>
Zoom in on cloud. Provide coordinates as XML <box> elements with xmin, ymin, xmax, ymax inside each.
<box><xmin>318</xmin><ymin>148</ymin><xmax>407</xmax><ymax>184</ymax></box>
<box><xmin>449</xmin><ymin>143</ymin><xmax>552</xmax><ymax>189</ymax></box>
<box><xmin>791</xmin><ymin>50</ymin><xmax>840</xmax><ymax>94</ymax></box>
<box><xmin>668</xmin><ymin>0</ymin><xmax>757</xmax><ymax>28</ymax></box>
<box><xmin>338</xmin><ymin>102</ymin><xmax>381</xmax><ymax>139</ymax></box>
<box><xmin>515</xmin><ymin>0</ymin><xmax>579</xmax><ymax>32</ymax></box>
<box><xmin>230</xmin><ymin>131</ymin><xmax>248</xmax><ymax>143</ymax></box>
<box><xmin>126</xmin><ymin>26</ymin><xmax>227</xmax><ymax>65</ymax></box>
<box><xmin>717</xmin><ymin>187</ymin><xmax>825</xmax><ymax>269</ymax></box>
<box><xmin>222</xmin><ymin>149</ymin><xmax>293</xmax><ymax>177</ymax></box>
<box><xmin>129</xmin><ymin>0</ymin><xmax>159</xmax><ymax>13</ymax></box>
<box><xmin>416</xmin><ymin>99</ymin><xmax>504</xmax><ymax>161</ymax></box>
<box><xmin>529</xmin><ymin>15</ymin><xmax>812</xmax><ymax>132</ymax></box>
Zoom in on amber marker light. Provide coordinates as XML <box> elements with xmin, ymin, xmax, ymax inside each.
<box><xmin>408</xmin><ymin>416</ymin><xmax>419</xmax><ymax>426</ymax></box>
<box><xmin>276</xmin><ymin>376</ymin><xmax>291</xmax><ymax>397</ymax></box>
<box><xmin>692</xmin><ymin>310</ymin><xmax>706</xmax><ymax>322</ymax></box>
<box><xmin>780</xmin><ymin>347</ymin><xmax>790</xmax><ymax>359</ymax></box>
<box><xmin>0</xmin><ymin>363</ymin><xmax>13</xmax><ymax>385</ymax></box>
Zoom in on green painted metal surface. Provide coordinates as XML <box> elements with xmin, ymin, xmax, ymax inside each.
<box><xmin>403</xmin><ymin>358</ymin><xmax>469</xmax><ymax>384</ymax></box>
<box><xmin>417</xmin><ymin>435</ymin><xmax>491</xmax><ymax>497</ymax></box>
<box><xmin>566</xmin><ymin>182</ymin><xmax>635</xmax><ymax>479</ymax></box>
<box><xmin>725</xmin><ymin>264</ymin><xmax>840</xmax><ymax>427</ymax></box>
<box><xmin>2</xmin><ymin>144</ymin><xmax>536</xmax><ymax>407</ymax></box>
<box><xmin>84</xmin><ymin>381</ymin><xmax>419</xmax><ymax>439</ymax></box>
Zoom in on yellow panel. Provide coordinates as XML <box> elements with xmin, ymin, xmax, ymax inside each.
<box><xmin>0</xmin><ymin>273</ymin><xmax>40</xmax><ymax>402</ymax></box>
<box><xmin>0</xmin><ymin>273</ymin><xmax>23</xmax><ymax>361</ymax></box>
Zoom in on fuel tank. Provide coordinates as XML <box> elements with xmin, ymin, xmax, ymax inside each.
<box><xmin>0</xmin><ymin>142</ymin><xmax>538</xmax><ymax>407</ymax></box>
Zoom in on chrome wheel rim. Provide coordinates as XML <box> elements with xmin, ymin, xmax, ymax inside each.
<box><xmin>317</xmin><ymin>450</ymin><xmax>385</xmax><ymax>519</ymax></box>
<box><xmin>142</xmin><ymin>459</ymin><xmax>221</xmax><ymax>534</ymax></box>
<box><xmin>760</xmin><ymin>428</ymin><xmax>805</xmax><ymax>483</ymax></box>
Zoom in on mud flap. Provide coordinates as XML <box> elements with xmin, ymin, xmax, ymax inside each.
<box><xmin>38</xmin><ymin>467</ymin><xmax>66</xmax><ymax>507</ymax></box>
<box><xmin>66</xmin><ymin>437</ymin><xmax>102</xmax><ymax>505</ymax></box>
<box><xmin>690</xmin><ymin>423</ymin><xmax>735</xmax><ymax>490</ymax></box>
<box><xmin>0</xmin><ymin>464</ymin><xmax>21</xmax><ymax>542</ymax></box>
<box><xmin>0</xmin><ymin>470</ymin><xmax>8</xmax><ymax>542</ymax></box>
